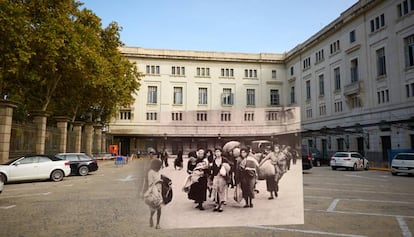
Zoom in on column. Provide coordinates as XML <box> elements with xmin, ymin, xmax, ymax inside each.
<box><xmin>93</xmin><ymin>124</ymin><xmax>103</xmax><ymax>154</ymax></box>
<box><xmin>72</xmin><ymin>121</ymin><xmax>84</xmax><ymax>153</ymax></box>
<box><xmin>84</xmin><ymin>123</ymin><xmax>93</xmax><ymax>155</ymax></box>
<box><xmin>54</xmin><ymin>116</ymin><xmax>70</xmax><ymax>153</ymax></box>
<box><xmin>101</xmin><ymin>131</ymin><xmax>107</xmax><ymax>153</ymax></box>
<box><xmin>31</xmin><ymin>111</ymin><xmax>50</xmax><ymax>154</ymax></box>
<box><xmin>0</xmin><ymin>100</ymin><xmax>17</xmax><ymax>163</ymax></box>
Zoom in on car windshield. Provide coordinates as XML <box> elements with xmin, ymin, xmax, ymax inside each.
<box><xmin>2</xmin><ymin>157</ymin><xmax>23</xmax><ymax>165</ymax></box>
<box><xmin>395</xmin><ymin>154</ymin><xmax>414</xmax><ymax>160</ymax></box>
<box><xmin>334</xmin><ymin>153</ymin><xmax>349</xmax><ymax>157</ymax></box>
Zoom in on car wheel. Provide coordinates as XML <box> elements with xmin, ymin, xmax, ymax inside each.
<box><xmin>78</xmin><ymin>166</ymin><xmax>89</xmax><ymax>176</ymax></box>
<box><xmin>391</xmin><ymin>172</ymin><xmax>397</xmax><ymax>176</ymax></box>
<box><xmin>364</xmin><ymin>163</ymin><xmax>369</xmax><ymax>170</ymax></box>
<box><xmin>0</xmin><ymin>173</ymin><xmax>6</xmax><ymax>184</ymax></box>
<box><xmin>353</xmin><ymin>163</ymin><xmax>357</xmax><ymax>171</ymax></box>
<box><xmin>50</xmin><ymin>170</ymin><xmax>64</xmax><ymax>182</ymax></box>
<box><xmin>331</xmin><ymin>166</ymin><xmax>336</xmax><ymax>170</ymax></box>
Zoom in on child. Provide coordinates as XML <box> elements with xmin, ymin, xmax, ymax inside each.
<box><xmin>144</xmin><ymin>159</ymin><xmax>163</xmax><ymax>229</ymax></box>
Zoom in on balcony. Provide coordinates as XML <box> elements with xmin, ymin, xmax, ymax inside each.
<box><xmin>344</xmin><ymin>81</ymin><xmax>363</xmax><ymax>96</ymax></box>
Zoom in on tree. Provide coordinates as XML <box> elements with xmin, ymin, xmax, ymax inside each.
<box><xmin>0</xmin><ymin>0</ymin><xmax>141</xmax><ymax>123</ymax></box>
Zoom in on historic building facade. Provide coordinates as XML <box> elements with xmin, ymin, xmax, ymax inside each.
<box><xmin>109</xmin><ymin>0</ymin><xmax>414</xmax><ymax>167</ymax></box>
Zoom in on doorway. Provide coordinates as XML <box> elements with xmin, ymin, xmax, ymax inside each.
<box><xmin>381</xmin><ymin>136</ymin><xmax>391</xmax><ymax>162</ymax></box>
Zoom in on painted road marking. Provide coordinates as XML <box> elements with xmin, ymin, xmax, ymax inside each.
<box><xmin>327</xmin><ymin>199</ymin><xmax>341</xmax><ymax>212</ymax></box>
<box><xmin>306</xmin><ymin>208</ymin><xmax>414</xmax><ymax>219</ymax></box>
<box><xmin>0</xmin><ymin>205</ymin><xmax>16</xmax><ymax>210</ymax></box>
<box><xmin>305</xmin><ymin>187</ymin><xmax>414</xmax><ymax>196</ymax></box>
<box><xmin>1</xmin><ymin>192</ymin><xmax>51</xmax><ymax>199</ymax></box>
<box><xmin>249</xmin><ymin>225</ymin><xmax>367</xmax><ymax>237</ymax></box>
<box><xmin>306</xmin><ymin>195</ymin><xmax>414</xmax><ymax>205</ymax></box>
<box><xmin>117</xmin><ymin>175</ymin><xmax>135</xmax><ymax>182</ymax></box>
<box><xmin>397</xmin><ymin>216</ymin><xmax>413</xmax><ymax>237</ymax></box>
<box><xmin>345</xmin><ymin>174</ymin><xmax>388</xmax><ymax>181</ymax></box>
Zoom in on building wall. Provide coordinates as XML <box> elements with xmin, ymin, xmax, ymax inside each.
<box><xmin>109</xmin><ymin>0</ymin><xmax>414</xmax><ymax>163</ymax></box>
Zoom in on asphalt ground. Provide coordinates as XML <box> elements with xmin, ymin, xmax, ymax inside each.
<box><xmin>0</xmin><ymin>158</ymin><xmax>413</xmax><ymax>237</ymax></box>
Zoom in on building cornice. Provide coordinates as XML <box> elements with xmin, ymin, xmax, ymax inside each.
<box><xmin>120</xmin><ymin>46</ymin><xmax>285</xmax><ymax>64</ymax></box>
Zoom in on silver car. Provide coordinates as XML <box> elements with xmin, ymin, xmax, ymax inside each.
<box><xmin>391</xmin><ymin>153</ymin><xmax>414</xmax><ymax>176</ymax></box>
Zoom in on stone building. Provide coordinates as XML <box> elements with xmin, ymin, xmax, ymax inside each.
<box><xmin>108</xmin><ymin>0</ymin><xmax>414</xmax><ymax>167</ymax></box>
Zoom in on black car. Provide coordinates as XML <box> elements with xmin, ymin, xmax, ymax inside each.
<box><xmin>56</xmin><ymin>153</ymin><xmax>98</xmax><ymax>176</ymax></box>
<box><xmin>301</xmin><ymin>151</ymin><xmax>313</xmax><ymax>170</ymax></box>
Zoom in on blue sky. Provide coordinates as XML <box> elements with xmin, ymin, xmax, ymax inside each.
<box><xmin>80</xmin><ymin>0</ymin><xmax>358</xmax><ymax>53</ymax></box>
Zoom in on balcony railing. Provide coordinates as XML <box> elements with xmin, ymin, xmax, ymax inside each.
<box><xmin>344</xmin><ymin>81</ymin><xmax>363</xmax><ymax>96</ymax></box>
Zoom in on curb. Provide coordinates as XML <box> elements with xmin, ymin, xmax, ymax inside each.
<box><xmin>369</xmin><ymin>167</ymin><xmax>391</xmax><ymax>171</ymax></box>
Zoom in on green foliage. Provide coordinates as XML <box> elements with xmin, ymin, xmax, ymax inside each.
<box><xmin>0</xmin><ymin>0</ymin><xmax>141</xmax><ymax>123</ymax></box>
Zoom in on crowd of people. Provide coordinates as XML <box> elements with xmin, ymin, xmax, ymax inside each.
<box><xmin>181</xmin><ymin>143</ymin><xmax>299</xmax><ymax>212</ymax></box>
<box><xmin>142</xmin><ymin>141</ymin><xmax>300</xmax><ymax>229</ymax></box>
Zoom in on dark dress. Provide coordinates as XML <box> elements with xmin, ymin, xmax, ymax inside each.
<box><xmin>188</xmin><ymin>158</ymin><xmax>208</xmax><ymax>203</ymax></box>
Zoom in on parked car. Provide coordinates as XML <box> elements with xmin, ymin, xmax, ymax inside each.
<box><xmin>302</xmin><ymin>153</ymin><xmax>313</xmax><ymax>170</ymax></box>
<box><xmin>56</xmin><ymin>153</ymin><xmax>98</xmax><ymax>176</ymax></box>
<box><xmin>302</xmin><ymin>145</ymin><xmax>328</xmax><ymax>167</ymax></box>
<box><xmin>391</xmin><ymin>153</ymin><xmax>414</xmax><ymax>176</ymax></box>
<box><xmin>0</xmin><ymin>155</ymin><xmax>71</xmax><ymax>183</ymax></box>
<box><xmin>330</xmin><ymin>152</ymin><xmax>369</xmax><ymax>171</ymax></box>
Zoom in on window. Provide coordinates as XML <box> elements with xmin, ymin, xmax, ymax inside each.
<box><xmin>377</xmin><ymin>89</ymin><xmax>390</xmax><ymax>104</ymax></box>
<box><xmin>172</xmin><ymin>112</ymin><xmax>183</xmax><ymax>121</ymax></box>
<box><xmin>350</xmin><ymin>95</ymin><xmax>362</xmax><ymax>109</ymax></box>
<box><xmin>334</xmin><ymin>67</ymin><xmax>341</xmax><ymax>90</ymax></box>
<box><xmin>319</xmin><ymin>104</ymin><xmax>326</xmax><ymax>116</ymax></box>
<box><xmin>119</xmin><ymin>110</ymin><xmax>131</xmax><ymax>120</ymax></box>
<box><xmin>306</xmin><ymin>108</ymin><xmax>312</xmax><ymax>118</ymax></box>
<box><xmin>376</xmin><ymin>48</ymin><xmax>387</xmax><ymax>76</ymax></box>
<box><xmin>221</xmin><ymin>68</ymin><xmax>234</xmax><ymax>77</ymax></box>
<box><xmin>146</xmin><ymin>65</ymin><xmax>160</xmax><ymax>75</ymax></box>
<box><xmin>397</xmin><ymin>0</ymin><xmax>414</xmax><ymax>17</ymax></box>
<box><xmin>404</xmin><ymin>34</ymin><xmax>414</xmax><ymax>67</ymax></box>
<box><xmin>306</xmin><ymin>81</ymin><xmax>311</xmax><ymax>100</ymax></box>
<box><xmin>173</xmin><ymin>87</ymin><xmax>183</xmax><ymax>105</ymax></box>
<box><xmin>147</xmin><ymin>86</ymin><xmax>157</xmax><ymax>104</ymax></box>
<box><xmin>330</xmin><ymin>40</ymin><xmax>340</xmax><ymax>54</ymax></box>
<box><xmin>350</xmin><ymin>58</ymin><xmax>359</xmax><ymax>82</ymax></box>
<box><xmin>222</xmin><ymin>88</ymin><xmax>234</xmax><ymax>105</ymax></box>
<box><xmin>220</xmin><ymin>112</ymin><xmax>231</xmax><ymax>121</ymax></box>
<box><xmin>146</xmin><ymin>112</ymin><xmax>157</xmax><ymax>121</ymax></box>
<box><xmin>272</xmin><ymin>70</ymin><xmax>277</xmax><ymax>79</ymax></box>
<box><xmin>270</xmin><ymin>89</ymin><xmax>280</xmax><ymax>106</ymax></box>
<box><xmin>196</xmin><ymin>111</ymin><xmax>207</xmax><ymax>121</ymax></box>
<box><xmin>198</xmin><ymin>88</ymin><xmax>208</xmax><ymax>105</ymax></box>
<box><xmin>290</xmin><ymin>86</ymin><xmax>296</xmax><ymax>104</ymax></box>
<box><xmin>244</xmin><ymin>69</ymin><xmax>257</xmax><ymax>78</ymax></box>
<box><xmin>246</xmin><ymin>89</ymin><xmax>255</xmax><ymax>106</ymax></box>
<box><xmin>171</xmin><ymin>66</ymin><xmax>185</xmax><ymax>76</ymax></box>
<box><xmin>315</xmin><ymin>49</ymin><xmax>324</xmax><ymax>63</ymax></box>
<box><xmin>370</xmin><ymin>13</ymin><xmax>385</xmax><ymax>33</ymax></box>
<box><xmin>334</xmin><ymin>101</ymin><xmax>343</xmax><ymax>113</ymax></box>
<box><xmin>319</xmin><ymin>74</ymin><xmax>325</xmax><ymax>96</ymax></box>
<box><xmin>290</xmin><ymin>66</ymin><xmax>294</xmax><ymax>76</ymax></box>
<box><xmin>349</xmin><ymin>30</ymin><xmax>356</xmax><ymax>43</ymax></box>
<box><xmin>303</xmin><ymin>57</ymin><xmax>311</xmax><ymax>69</ymax></box>
<box><xmin>266</xmin><ymin>111</ymin><xmax>278</xmax><ymax>121</ymax></box>
<box><xmin>406</xmin><ymin>83</ymin><xmax>414</xmax><ymax>98</ymax></box>
<box><xmin>244</xmin><ymin>112</ymin><xmax>254</xmax><ymax>121</ymax></box>
<box><xmin>196</xmin><ymin>67</ymin><xmax>210</xmax><ymax>77</ymax></box>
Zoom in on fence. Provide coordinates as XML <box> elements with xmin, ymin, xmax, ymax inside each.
<box><xmin>9</xmin><ymin>122</ymin><xmax>101</xmax><ymax>158</ymax></box>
